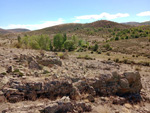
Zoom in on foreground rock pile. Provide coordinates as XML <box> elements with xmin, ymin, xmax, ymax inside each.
<box><xmin>0</xmin><ymin>47</ymin><xmax>149</xmax><ymax>113</ymax></box>
<box><xmin>1</xmin><ymin>70</ymin><xmax>142</xmax><ymax>103</ymax></box>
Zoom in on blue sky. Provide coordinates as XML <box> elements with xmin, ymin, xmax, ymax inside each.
<box><xmin>0</xmin><ymin>0</ymin><xmax>150</xmax><ymax>30</ymax></box>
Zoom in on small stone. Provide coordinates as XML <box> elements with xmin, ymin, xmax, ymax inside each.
<box><xmin>6</xmin><ymin>66</ymin><xmax>14</xmax><ymax>73</ymax></box>
<box><xmin>124</xmin><ymin>103</ymin><xmax>132</xmax><ymax>109</ymax></box>
<box><xmin>86</xmin><ymin>95</ymin><xmax>95</xmax><ymax>102</ymax></box>
<box><xmin>122</xmin><ymin>107</ymin><xmax>131</xmax><ymax>113</ymax></box>
<box><xmin>60</xmin><ymin>96</ymin><xmax>70</xmax><ymax>103</ymax></box>
<box><xmin>134</xmin><ymin>105</ymin><xmax>140</xmax><ymax>109</ymax></box>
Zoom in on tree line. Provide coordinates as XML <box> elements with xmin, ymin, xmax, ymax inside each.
<box><xmin>17</xmin><ymin>33</ymin><xmax>99</xmax><ymax>52</ymax></box>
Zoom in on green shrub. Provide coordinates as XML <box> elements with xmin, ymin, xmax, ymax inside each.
<box><xmin>123</xmin><ymin>59</ymin><xmax>128</xmax><ymax>64</ymax></box>
<box><xmin>93</xmin><ymin>43</ymin><xmax>98</xmax><ymax>51</ymax></box>
<box><xmin>17</xmin><ymin>36</ymin><xmax>21</xmax><ymax>43</ymax></box>
<box><xmin>114</xmin><ymin>58</ymin><xmax>119</xmax><ymax>63</ymax></box>
<box><xmin>77</xmin><ymin>55</ymin><xmax>93</xmax><ymax>60</ymax></box>
<box><xmin>115</xmin><ymin>36</ymin><xmax>119</xmax><ymax>40</ymax></box>
<box><xmin>43</xmin><ymin>70</ymin><xmax>50</xmax><ymax>74</ymax></box>
<box><xmin>103</xmin><ymin>44</ymin><xmax>112</xmax><ymax>51</ymax></box>
<box><xmin>57</xmin><ymin>52</ymin><xmax>68</xmax><ymax>59</ymax></box>
<box><xmin>108</xmin><ymin>58</ymin><xmax>111</xmax><ymax>60</ymax></box>
<box><xmin>97</xmin><ymin>50</ymin><xmax>101</xmax><ymax>54</ymax></box>
<box><xmin>64</xmin><ymin>40</ymin><xmax>76</xmax><ymax>51</ymax></box>
<box><xmin>29</xmin><ymin>40</ymin><xmax>40</xmax><ymax>50</ymax></box>
<box><xmin>106</xmin><ymin>52</ymin><xmax>110</xmax><ymax>56</ymax></box>
<box><xmin>125</xmin><ymin>36</ymin><xmax>129</xmax><ymax>39</ymax></box>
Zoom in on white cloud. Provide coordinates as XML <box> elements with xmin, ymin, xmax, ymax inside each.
<box><xmin>73</xmin><ymin>20</ymin><xmax>80</xmax><ymax>23</ymax></box>
<box><xmin>1</xmin><ymin>18</ymin><xmax>65</xmax><ymax>30</ymax></box>
<box><xmin>137</xmin><ymin>11</ymin><xmax>150</xmax><ymax>16</ymax></box>
<box><xmin>75</xmin><ymin>12</ymin><xmax>129</xmax><ymax>20</ymax></box>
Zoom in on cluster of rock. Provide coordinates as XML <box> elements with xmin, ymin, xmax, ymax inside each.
<box><xmin>41</xmin><ymin>101</ymin><xmax>91</xmax><ymax>113</ymax></box>
<box><xmin>1</xmin><ymin>71</ymin><xmax>142</xmax><ymax>104</ymax></box>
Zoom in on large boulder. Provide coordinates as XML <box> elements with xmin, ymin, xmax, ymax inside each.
<box><xmin>119</xmin><ymin>71</ymin><xmax>142</xmax><ymax>94</ymax></box>
<box><xmin>74</xmin><ymin>71</ymin><xmax>142</xmax><ymax>96</ymax></box>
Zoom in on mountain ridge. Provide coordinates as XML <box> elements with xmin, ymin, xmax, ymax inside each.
<box><xmin>26</xmin><ymin>20</ymin><xmax>131</xmax><ymax>36</ymax></box>
<box><xmin>122</xmin><ymin>21</ymin><xmax>150</xmax><ymax>26</ymax></box>
<box><xmin>0</xmin><ymin>28</ymin><xmax>30</xmax><ymax>35</ymax></box>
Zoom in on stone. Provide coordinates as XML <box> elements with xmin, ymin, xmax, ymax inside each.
<box><xmin>124</xmin><ymin>103</ymin><xmax>132</xmax><ymax>109</ymax></box>
<box><xmin>122</xmin><ymin>107</ymin><xmax>131</xmax><ymax>113</ymax></box>
<box><xmin>41</xmin><ymin>102</ymin><xmax>91</xmax><ymax>113</ymax></box>
<box><xmin>60</xmin><ymin>96</ymin><xmax>70</xmax><ymax>103</ymax></box>
<box><xmin>6</xmin><ymin>66</ymin><xmax>14</xmax><ymax>73</ymax></box>
<box><xmin>0</xmin><ymin>91</ymin><xmax>6</xmax><ymax>102</ymax></box>
<box><xmin>86</xmin><ymin>95</ymin><xmax>95</xmax><ymax>102</ymax></box>
<box><xmin>29</xmin><ymin>60</ymin><xmax>42</xmax><ymax>70</ymax></box>
<box><xmin>0</xmin><ymin>66</ymin><xmax>6</xmax><ymax>74</ymax></box>
<box><xmin>0</xmin><ymin>76</ymin><xmax>9</xmax><ymax>90</ymax></box>
<box><xmin>112</xmin><ymin>96</ymin><xmax>126</xmax><ymax>105</ymax></box>
<box><xmin>120</xmin><ymin>78</ymin><xmax>129</xmax><ymax>89</ymax></box>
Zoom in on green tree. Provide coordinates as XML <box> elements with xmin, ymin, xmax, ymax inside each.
<box><xmin>72</xmin><ymin>35</ymin><xmax>78</xmax><ymax>46</ymax></box>
<box><xmin>63</xmin><ymin>33</ymin><xmax>67</xmax><ymax>43</ymax></box>
<box><xmin>53</xmin><ymin>34</ymin><xmax>63</xmax><ymax>51</ymax></box>
<box><xmin>38</xmin><ymin>35</ymin><xmax>50</xmax><ymax>50</ymax></box>
<box><xmin>49</xmin><ymin>39</ymin><xmax>53</xmax><ymax>51</ymax></box>
<box><xmin>29</xmin><ymin>40</ymin><xmax>40</xmax><ymax>50</ymax></box>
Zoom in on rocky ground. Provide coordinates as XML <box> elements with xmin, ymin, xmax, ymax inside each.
<box><xmin>0</xmin><ymin>46</ymin><xmax>150</xmax><ymax>113</ymax></box>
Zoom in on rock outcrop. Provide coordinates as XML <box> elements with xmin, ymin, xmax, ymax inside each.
<box><xmin>2</xmin><ymin>71</ymin><xmax>142</xmax><ymax>103</ymax></box>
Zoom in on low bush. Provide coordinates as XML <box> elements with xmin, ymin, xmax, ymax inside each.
<box><xmin>114</xmin><ymin>58</ymin><xmax>119</xmax><ymax>63</ymax></box>
<box><xmin>77</xmin><ymin>55</ymin><xmax>94</xmax><ymax>60</ymax></box>
<box><xmin>103</xmin><ymin>43</ymin><xmax>112</xmax><ymax>51</ymax></box>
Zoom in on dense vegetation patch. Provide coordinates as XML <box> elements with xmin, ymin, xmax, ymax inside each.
<box><xmin>16</xmin><ymin>33</ymin><xmax>100</xmax><ymax>52</ymax></box>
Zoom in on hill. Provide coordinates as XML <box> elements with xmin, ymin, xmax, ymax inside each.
<box><xmin>0</xmin><ymin>28</ymin><xmax>11</xmax><ymax>34</ymax></box>
<box><xmin>122</xmin><ymin>21</ymin><xmax>150</xmax><ymax>26</ymax></box>
<box><xmin>141</xmin><ymin>21</ymin><xmax>150</xmax><ymax>25</ymax></box>
<box><xmin>0</xmin><ymin>28</ymin><xmax>30</xmax><ymax>35</ymax></box>
<box><xmin>86</xmin><ymin>20</ymin><xmax>130</xmax><ymax>28</ymax></box>
<box><xmin>25</xmin><ymin>20</ymin><xmax>130</xmax><ymax>37</ymax></box>
<box><xmin>7</xmin><ymin>28</ymin><xmax>30</xmax><ymax>33</ymax></box>
<box><xmin>122</xmin><ymin>22</ymin><xmax>140</xmax><ymax>26</ymax></box>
